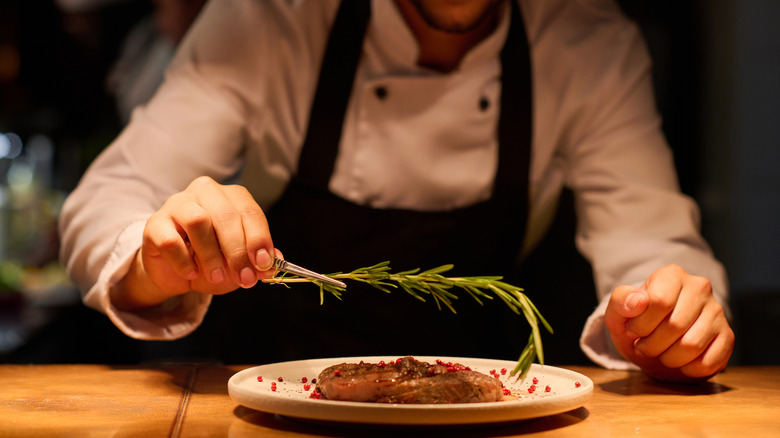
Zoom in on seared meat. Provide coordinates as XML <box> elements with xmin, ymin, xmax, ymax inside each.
<box><xmin>315</xmin><ymin>357</ymin><xmax>503</xmax><ymax>404</ymax></box>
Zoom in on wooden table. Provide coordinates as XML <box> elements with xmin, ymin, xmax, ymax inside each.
<box><xmin>1</xmin><ymin>364</ymin><xmax>778</xmax><ymax>437</ymax></box>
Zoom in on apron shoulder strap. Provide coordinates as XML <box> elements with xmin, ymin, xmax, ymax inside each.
<box><xmin>495</xmin><ymin>0</ymin><xmax>532</xmax><ymax>206</ymax></box>
<box><xmin>296</xmin><ymin>0</ymin><xmax>371</xmax><ymax>189</ymax></box>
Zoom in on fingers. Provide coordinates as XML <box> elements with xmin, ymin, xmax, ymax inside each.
<box><xmin>660</xmin><ymin>301</ymin><xmax>733</xmax><ymax>373</ymax></box>
<box><xmin>625</xmin><ymin>266</ymin><xmax>684</xmax><ymax>338</ymax></box>
<box><xmin>221</xmin><ymin>184</ymin><xmax>275</xmax><ymax>272</ymax></box>
<box><xmin>143</xmin><ymin>208</ymin><xmax>200</xmax><ymax>281</ymax></box>
<box><xmin>604</xmin><ymin>285</ymin><xmax>649</xmax><ymax>359</ymax></box>
<box><xmin>142</xmin><ymin>176</ymin><xmax>276</xmax><ymax>292</ymax></box>
<box><xmin>679</xmin><ymin>318</ymin><xmax>734</xmax><ymax>378</ymax></box>
<box><xmin>174</xmin><ymin>191</ymin><xmax>226</xmax><ymax>284</ymax></box>
<box><xmin>634</xmin><ymin>275</ymin><xmax>709</xmax><ymax>357</ymax></box>
<box><xmin>606</xmin><ymin>265</ymin><xmax>735</xmax><ymax>382</ymax></box>
<box><xmin>187</xmin><ymin>179</ymin><xmax>256</xmax><ymax>287</ymax></box>
<box><xmin>605</xmin><ymin>286</ymin><xmax>649</xmax><ymax>331</ymax></box>
<box><xmin>642</xmin><ymin>309</ymin><xmax>733</xmax><ymax>382</ymax></box>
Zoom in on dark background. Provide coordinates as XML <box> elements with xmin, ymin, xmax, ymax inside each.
<box><xmin>1</xmin><ymin>0</ymin><xmax>778</xmax><ymax>366</ymax></box>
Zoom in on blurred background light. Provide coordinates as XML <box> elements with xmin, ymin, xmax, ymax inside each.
<box><xmin>0</xmin><ymin>132</ymin><xmax>23</xmax><ymax>160</ymax></box>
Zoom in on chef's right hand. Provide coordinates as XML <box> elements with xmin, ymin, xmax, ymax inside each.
<box><xmin>111</xmin><ymin>176</ymin><xmax>279</xmax><ymax>310</ymax></box>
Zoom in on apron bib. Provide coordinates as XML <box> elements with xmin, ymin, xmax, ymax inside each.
<box><xmin>189</xmin><ymin>0</ymin><xmax>535</xmax><ymax>364</ymax></box>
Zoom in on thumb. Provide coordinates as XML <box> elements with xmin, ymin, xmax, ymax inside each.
<box><xmin>605</xmin><ymin>285</ymin><xmax>649</xmax><ymax>341</ymax></box>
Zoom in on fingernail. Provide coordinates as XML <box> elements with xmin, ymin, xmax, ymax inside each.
<box><xmin>255</xmin><ymin>249</ymin><xmax>273</xmax><ymax>270</ymax></box>
<box><xmin>240</xmin><ymin>267</ymin><xmax>256</xmax><ymax>287</ymax></box>
<box><xmin>210</xmin><ymin>268</ymin><xmax>224</xmax><ymax>284</ymax></box>
<box><xmin>626</xmin><ymin>291</ymin><xmax>642</xmax><ymax>310</ymax></box>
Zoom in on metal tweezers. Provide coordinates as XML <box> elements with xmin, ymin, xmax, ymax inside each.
<box><xmin>273</xmin><ymin>257</ymin><xmax>347</xmax><ymax>288</ymax></box>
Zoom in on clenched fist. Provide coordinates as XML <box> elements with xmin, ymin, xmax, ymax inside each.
<box><xmin>605</xmin><ymin>264</ymin><xmax>734</xmax><ymax>382</ymax></box>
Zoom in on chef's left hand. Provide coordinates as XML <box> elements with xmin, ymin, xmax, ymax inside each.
<box><xmin>604</xmin><ymin>264</ymin><xmax>734</xmax><ymax>382</ymax></box>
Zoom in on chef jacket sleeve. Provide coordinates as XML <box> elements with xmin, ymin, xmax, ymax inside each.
<box><xmin>547</xmin><ymin>0</ymin><xmax>730</xmax><ymax>368</ymax></box>
<box><xmin>57</xmin><ymin>0</ymin><xmax>272</xmax><ymax>340</ymax></box>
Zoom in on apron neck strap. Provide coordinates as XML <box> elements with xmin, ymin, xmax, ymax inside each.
<box><xmin>495</xmin><ymin>0</ymin><xmax>532</xmax><ymax>210</ymax></box>
<box><xmin>296</xmin><ymin>0</ymin><xmax>371</xmax><ymax>187</ymax></box>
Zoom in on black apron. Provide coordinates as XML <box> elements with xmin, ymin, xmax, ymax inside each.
<box><xmin>170</xmin><ymin>0</ymin><xmax>538</xmax><ymax>364</ymax></box>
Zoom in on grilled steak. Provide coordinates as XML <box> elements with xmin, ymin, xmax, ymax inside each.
<box><xmin>315</xmin><ymin>357</ymin><xmax>503</xmax><ymax>404</ymax></box>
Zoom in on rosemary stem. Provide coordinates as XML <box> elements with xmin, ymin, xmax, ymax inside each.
<box><xmin>262</xmin><ymin>261</ymin><xmax>551</xmax><ymax>379</ymax></box>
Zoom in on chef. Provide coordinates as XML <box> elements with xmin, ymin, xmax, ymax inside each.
<box><xmin>59</xmin><ymin>0</ymin><xmax>734</xmax><ymax>382</ymax></box>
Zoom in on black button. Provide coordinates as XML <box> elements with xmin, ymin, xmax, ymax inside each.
<box><xmin>375</xmin><ymin>86</ymin><xmax>388</xmax><ymax>100</ymax></box>
<box><xmin>479</xmin><ymin>97</ymin><xmax>490</xmax><ymax>111</ymax></box>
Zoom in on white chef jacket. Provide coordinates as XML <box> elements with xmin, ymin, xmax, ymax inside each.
<box><xmin>58</xmin><ymin>0</ymin><xmax>730</xmax><ymax>370</ymax></box>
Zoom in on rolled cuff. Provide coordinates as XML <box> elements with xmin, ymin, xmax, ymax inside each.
<box><xmin>579</xmin><ymin>292</ymin><xmax>640</xmax><ymax>371</ymax></box>
<box><xmin>82</xmin><ymin>219</ymin><xmax>211</xmax><ymax>340</ymax></box>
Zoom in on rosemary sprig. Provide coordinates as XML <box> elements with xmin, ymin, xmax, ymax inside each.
<box><xmin>262</xmin><ymin>261</ymin><xmax>553</xmax><ymax>379</ymax></box>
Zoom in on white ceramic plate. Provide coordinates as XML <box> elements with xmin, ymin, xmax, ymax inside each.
<box><xmin>228</xmin><ymin>356</ymin><xmax>593</xmax><ymax>426</ymax></box>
